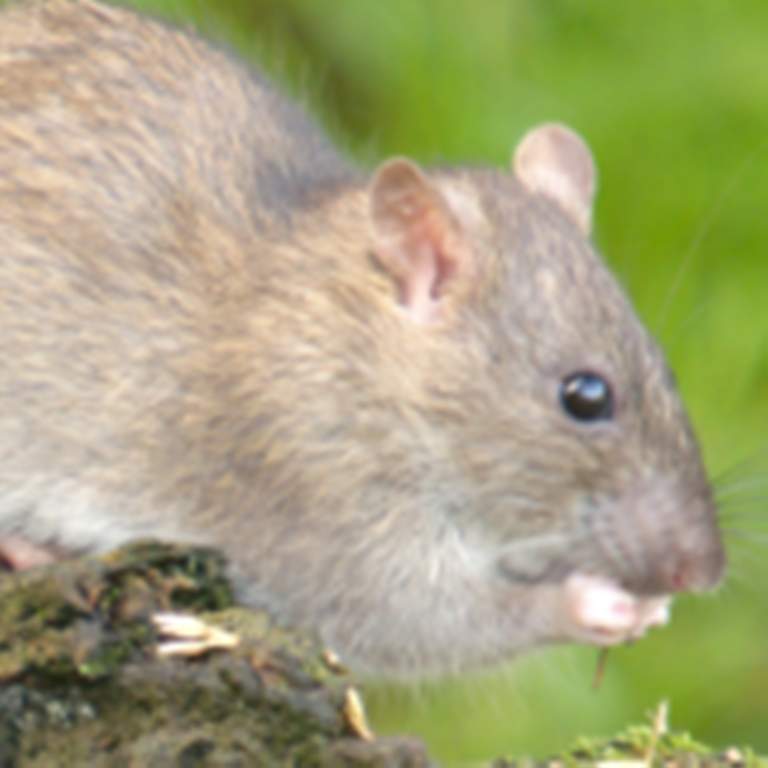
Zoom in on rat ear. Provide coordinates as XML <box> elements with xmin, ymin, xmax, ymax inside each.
<box><xmin>369</xmin><ymin>158</ymin><xmax>469</xmax><ymax>323</ymax></box>
<box><xmin>512</xmin><ymin>123</ymin><xmax>596</xmax><ymax>235</ymax></box>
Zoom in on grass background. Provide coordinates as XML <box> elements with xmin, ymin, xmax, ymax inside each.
<box><xmin>103</xmin><ymin>0</ymin><xmax>768</xmax><ymax>762</ymax></box>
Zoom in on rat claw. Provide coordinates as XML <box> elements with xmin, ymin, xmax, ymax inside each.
<box><xmin>153</xmin><ymin>612</ymin><xmax>240</xmax><ymax>657</ymax></box>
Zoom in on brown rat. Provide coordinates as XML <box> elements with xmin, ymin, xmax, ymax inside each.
<box><xmin>0</xmin><ymin>0</ymin><xmax>724</xmax><ymax>677</ymax></box>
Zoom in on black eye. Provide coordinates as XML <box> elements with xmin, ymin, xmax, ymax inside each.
<box><xmin>560</xmin><ymin>372</ymin><xmax>614</xmax><ymax>422</ymax></box>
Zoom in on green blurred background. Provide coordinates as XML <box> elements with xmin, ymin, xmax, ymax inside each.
<box><xmin>130</xmin><ymin>0</ymin><xmax>767</xmax><ymax>762</ymax></box>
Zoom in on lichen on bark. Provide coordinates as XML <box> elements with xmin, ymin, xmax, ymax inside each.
<box><xmin>0</xmin><ymin>541</ymin><xmax>430</xmax><ymax>767</ymax></box>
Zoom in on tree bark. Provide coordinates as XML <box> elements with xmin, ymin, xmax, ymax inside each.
<box><xmin>0</xmin><ymin>541</ymin><xmax>430</xmax><ymax>767</ymax></box>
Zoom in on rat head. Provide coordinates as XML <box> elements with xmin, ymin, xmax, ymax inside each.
<box><xmin>340</xmin><ymin>123</ymin><xmax>725</xmax><ymax>671</ymax></box>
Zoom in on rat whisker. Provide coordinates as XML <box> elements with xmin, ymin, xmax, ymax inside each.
<box><xmin>716</xmin><ymin>499</ymin><xmax>768</xmax><ymax>525</ymax></box>
<box><xmin>712</xmin><ymin>450</ymin><xmax>768</xmax><ymax>487</ymax></box>
<box><xmin>657</xmin><ymin>138</ymin><xmax>768</xmax><ymax>334</ymax></box>
<box><xmin>715</xmin><ymin>477</ymin><xmax>768</xmax><ymax>500</ymax></box>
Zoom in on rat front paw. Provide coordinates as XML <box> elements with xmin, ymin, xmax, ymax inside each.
<box><xmin>563</xmin><ymin>573</ymin><xmax>671</xmax><ymax>646</ymax></box>
<box><xmin>0</xmin><ymin>536</ymin><xmax>60</xmax><ymax>571</ymax></box>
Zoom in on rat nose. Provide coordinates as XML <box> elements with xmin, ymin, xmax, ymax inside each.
<box><xmin>631</xmin><ymin>506</ymin><xmax>726</xmax><ymax>595</ymax></box>
<box><xmin>613</xmin><ymin>478</ymin><xmax>726</xmax><ymax>596</ymax></box>
<box><xmin>661</xmin><ymin>535</ymin><xmax>726</xmax><ymax>593</ymax></box>
<box><xmin>620</xmin><ymin>537</ymin><xmax>725</xmax><ymax>597</ymax></box>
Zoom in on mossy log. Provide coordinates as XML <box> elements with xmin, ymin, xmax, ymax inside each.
<box><xmin>0</xmin><ymin>541</ymin><xmax>430</xmax><ymax>767</ymax></box>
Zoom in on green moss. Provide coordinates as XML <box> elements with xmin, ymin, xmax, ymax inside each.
<box><xmin>0</xmin><ymin>542</ymin><xmax>430</xmax><ymax>766</ymax></box>
<box><xmin>495</xmin><ymin>722</ymin><xmax>766</xmax><ymax>767</ymax></box>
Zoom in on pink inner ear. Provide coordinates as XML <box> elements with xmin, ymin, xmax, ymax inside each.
<box><xmin>370</xmin><ymin>158</ymin><xmax>467</xmax><ymax>323</ymax></box>
<box><xmin>386</xmin><ymin>213</ymin><xmax>463</xmax><ymax>323</ymax></box>
<box><xmin>513</xmin><ymin>123</ymin><xmax>596</xmax><ymax>235</ymax></box>
<box><xmin>408</xmin><ymin>212</ymin><xmax>459</xmax><ymax>300</ymax></box>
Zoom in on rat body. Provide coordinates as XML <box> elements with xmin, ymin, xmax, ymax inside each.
<box><xmin>0</xmin><ymin>0</ymin><xmax>724</xmax><ymax>677</ymax></box>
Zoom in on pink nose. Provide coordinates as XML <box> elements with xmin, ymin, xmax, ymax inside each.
<box><xmin>664</xmin><ymin>542</ymin><xmax>726</xmax><ymax>593</ymax></box>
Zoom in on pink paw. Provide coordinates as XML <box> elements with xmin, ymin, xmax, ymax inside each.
<box><xmin>564</xmin><ymin>573</ymin><xmax>671</xmax><ymax>646</ymax></box>
<box><xmin>0</xmin><ymin>536</ymin><xmax>59</xmax><ymax>571</ymax></box>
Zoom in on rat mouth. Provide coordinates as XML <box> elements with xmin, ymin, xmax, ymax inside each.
<box><xmin>562</xmin><ymin>573</ymin><xmax>672</xmax><ymax>647</ymax></box>
<box><xmin>497</xmin><ymin>553</ymin><xmax>673</xmax><ymax>648</ymax></box>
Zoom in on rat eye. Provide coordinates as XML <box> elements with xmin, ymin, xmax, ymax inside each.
<box><xmin>560</xmin><ymin>372</ymin><xmax>614</xmax><ymax>422</ymax></box>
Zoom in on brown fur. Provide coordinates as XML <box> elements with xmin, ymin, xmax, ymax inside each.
<box><xmin>0</xmin><ymin>0</ymin><xmax>723</xmax><ymax>676</ymax></box>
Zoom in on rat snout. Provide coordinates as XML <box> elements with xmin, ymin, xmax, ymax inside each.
<box><xmin>613</xmin><ymin>526</ymin><xmax>725</xmax><ymax>598</ymax></box>
<box><xmin>598</xmin><ymin>480</ymin><xmax>726</xmax><ymax>597</ymax></box>
<box><xmin>655</xmin><ymin>522</ymin><xmax>726</xmax><ymax>594</ymax></box>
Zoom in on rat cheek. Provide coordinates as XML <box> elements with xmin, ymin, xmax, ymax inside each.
<box><xmin>494</xmin><ymin>525</ymin><xmax>577</xmax><ymax>585</ymax></box>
